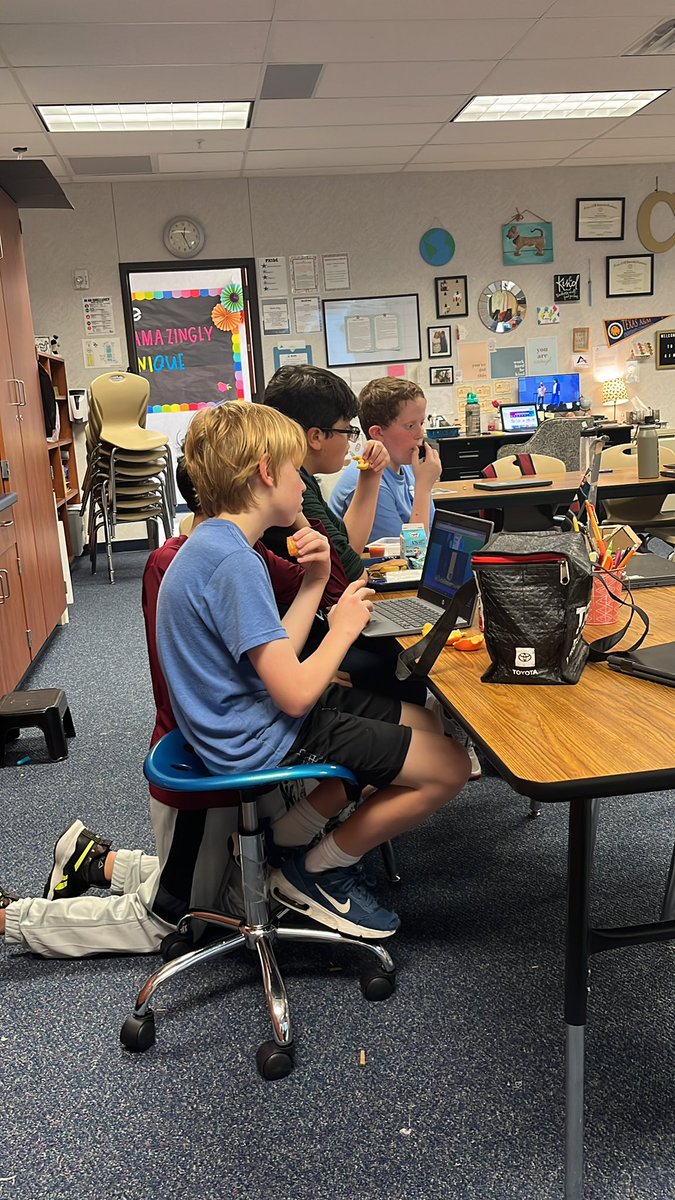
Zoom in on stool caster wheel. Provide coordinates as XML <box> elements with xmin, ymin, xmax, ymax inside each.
<box><xmin>120</xmin><ymin>1011</ymin><xmax>156</xmax><ymax>1052</ymax></box>
<box><xmin>160</xmin><ymin>931</ymin><xmax>193</xmax><ymax>962</ymax></box>
<box><xmin>256</xmin><ymin>1039</ymin><xmax>294</xmax><ymax>1080</ymax></box>
<box><xmin>360</xmin><ymin>965</ymin><xmax>396</xmax><ymax>1001</ymax></box>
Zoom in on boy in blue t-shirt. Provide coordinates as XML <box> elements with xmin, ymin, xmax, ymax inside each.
<box><xmin>157</xmin><ymin>402</ymin><xmax>470</xmax><ymax>940</ymax></box>
<box><xmin>329</xmin><ymin>377</ymin><xmax>442</xmax><ymax>543</ymax></box>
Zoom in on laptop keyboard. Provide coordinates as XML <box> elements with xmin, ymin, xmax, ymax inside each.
<box><xmin>373</xmin><ymin>597</ymin><xmax>444</xmax><ymax>624</ymax></box>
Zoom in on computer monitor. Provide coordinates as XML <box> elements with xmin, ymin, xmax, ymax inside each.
<box><xmin>517</xmin><ymin>372</ymin><xmax>581</xmax><ymax>410</ymax></box>
<box><xmin>499</xmin><ymin>402</ymin><xmax>539</xmax><ymax>433</ymax></box>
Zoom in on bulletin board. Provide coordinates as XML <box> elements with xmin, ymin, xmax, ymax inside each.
<box><xmin>323</xmin><ymin>293</ymin><xmax>421</xmax><ymax>368</ymax></box>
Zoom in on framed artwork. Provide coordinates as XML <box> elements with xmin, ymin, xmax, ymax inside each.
<box><xmin>572</xmin><ymin>327</ymin><xmax>590</xmax><ymax>353</ymax></box>
<box><xmin>606</xmin><ymin>253</ymin><xmax>654</xmax><ymax>298</ymax></box>
<box><xmin>427</xmin><ymin>325</ymin><xmax>452</xmax><ymax>357</ymax></box>
<box><xmin>502</xmin><ymin>221</ymin><xmax>553</xmax><ymax>265</ymax></box>
<box><xmin>435</xmin><ymin>275</ymin><xmax>468</xmax><ymax>318</ymax></box>
<box><xmin>576</xmin><ymin>198</ymin><xmax>625</xmax><ymax>241</ymax></box>
<box><xmin>478</xmin><ymin>280</ymin><xmax>527</xmax><ymax>334</ymax></box>
<box><xmin>429</xmin><ymin>365</ymin><xmax>454</xmax><ymax>387</ymax></box>
<box><xmin>655</xmin><ymin>329</ymin><xmax>675</xmax><ymax>369</ymax></box>
<box><xmin>554</xmin><ymin>273</ymin><xmax>581</xmax><ymax>303</ymax></box>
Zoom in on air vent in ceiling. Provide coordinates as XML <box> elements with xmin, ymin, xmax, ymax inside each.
<box><xmin>68</xmin><ymin>155</ymin><xmax>153</xmax><ymax>176</ymax></box>
<box><xmin>625</xmin><ymin>19</ymin><xmax>675</xmax><ymax>56</ymax></box>
<box><xmin>260</xmin><ymin>64</ymin><xmax>323</xmax><ymax>100</ymax></box>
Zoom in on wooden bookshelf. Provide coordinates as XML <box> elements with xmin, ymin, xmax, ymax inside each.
<box><xmin>38</xmin><ymin>351</ymin><xmax>81</xmax><ymax>561</ymax></box>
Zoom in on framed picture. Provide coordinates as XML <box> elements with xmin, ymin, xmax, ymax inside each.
<box><xmin>34</xmin><ymin>336</ymin><xmax>51</xmax><ymax>354</ymax></box>
<box><xmin>572</xmin><ymin>327</ymin><xmax>590</xmax><ymax>353</ymax></box>
<box><xmin>429</xmin><ymin>365</ymin><xmax>454</xmax><ymax>387</ymax></box>
<box><xmin>576</xmin><ymin>198</ymin><xmax>625</xmax><ymax>241</ymax></box>
<box><xmin>502</xmin><ymin>220</ymin><xmax>553</xmax><ymax>265</ymax></box>
<box><xmin>606</xmin><ymin>253</ymin><xmax>654</xmax><ymax>298</ymax></box>
<box><xmin>655</xmin><ymin>329</ymin><xmax>675</xmax><ymax>370</ymax></box>
<box><xmin>435</xmin><ymin>275</ymin><xmax>468</xmax><ymax>318</ymax></box>
<box><xmin>427</xmin><ymin>325</ymin><xmax>452</xmax><ymax>358</ymax></box>
<box><xmin>554</xmin><ymin>273</ymin><xmax>581</xmax><ymax>303</ymax></box>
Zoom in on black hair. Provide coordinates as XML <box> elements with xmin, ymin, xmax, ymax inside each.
<box><xmin>175</xmin><ymin>455</ymin><xmax>201</xmax><ymax>514</ymax></box>
<box><xmin>263</xmin><ymin>364</ymin><xmax>358</xmax><ymax>431</ymax></box>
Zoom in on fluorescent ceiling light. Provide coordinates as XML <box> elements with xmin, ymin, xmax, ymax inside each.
<box><xmin>36</xmin><ymin>101</ymin><xmax>252</xmax><ymax>132</ymax></box>
<box><xmin>454</xmin><ymin>91</ymin><xmax>665</xmax><ymax>122</ymax></box>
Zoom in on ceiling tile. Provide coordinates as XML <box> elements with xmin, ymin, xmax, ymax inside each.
<box><xmin>253</xmin><ymin>98</ymin><xmax>465</xmax><ymax>126</ymax></box>
<box><xmin>16</xmin><ymin>64</ymin><xmax>260</xmax><ymax>103</ymax></box>
<box><xmin>604</xmin><ymin>114</ymin><xmax>675</xmax><ymax>137</ymax></box>
<box><xmin>245</xmin><ymin>164</ymin><xmax>402</xmax><ymax>176</ymax></box>
<box><xmin>572</xmin><ymin>136</ymin><xmax>675</xmax><ymax>157</ymax></box>
<box><xmin>157</xmin><ymin>152</ymin><xmax>244</xmax><ymax>172</ymax></box>
<box><xmin>545</xmin><ymin>0</ymin><xmax>671</xmax><ymax>14</ymax></box>
<box><xmin>49</xmin><ymin>130</ymin><xmax>248</xmax><ymax>156</ymax></box>
<box><xmin>0</xmin><ymin>0</ymin><xmax>274</xmax><ymax>18</ymax></box>
<box><xmin>276</xmin><ymin>0</ymin><xmax>550</xmax><ymax>16</ymax></box>
<box><xmin>245</xmin><ymin>146</ymin><xmax>415</xmax><ymax>168</ymax></box>
<box><xmin>269</xmin><ymin>20</ymin><xmax>535</xmax><ymax>63</ymax></box>
<box><xmin>405</xmin><ymin>160</ymin><xmax>561</xmax><ymax>171</ymax></box>
<box><xmin>506</xmin><ymin>16</ymin><xmax>663</xmax><ymax>58</ymax></box>
<box><xmin>481</xmin><ymin>57</ymin><xmax>675</xmax><ymax>93</ymax></box>
<box><xmin>0</xmin><ymin>104</ymin><xmax>45</xmax><ymax>134</ymax></box>
<box><xmin>1</xmin><ymin>23</ymin><xmax>268</xmax><ymax>67</ymax></box>
<box><xmin>249</xmin><ymin>124</ymin><xmax>439</xmax><ymax>150</ymax></box>
<box><xmin>412</xmin><ymin>139</ymin><xmax>588</xmax><ymax>163</ymax></box>
<box><xmin>318</xmin><ymin>62</ymin><xmax>496</xmax><ymax>98</ymax></box>
<box><xmin>0</xmin><ymin>132</ymin><xmax>53</xmax><ymax>156</ymax></box>
<box><xmin>0</xmin><ymin>70</ymin><xmax>24</xmax><ymax>103</ymax></box>
<box><xmin>430</xmin><ymin>117</ymin><xmax>622</xmax><ymax>144</ymax></box>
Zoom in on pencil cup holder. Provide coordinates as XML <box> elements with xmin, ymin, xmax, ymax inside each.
<box><xmin>587</xmin><ymin>568</ymin><xmax>625</xmax><ymax>625</ymax></box>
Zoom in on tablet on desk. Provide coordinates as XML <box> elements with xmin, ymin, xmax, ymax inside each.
<box><xmin>473</xmin><ymin>477</ymin><xmax>554</xmax><ymax>491</ymax></box>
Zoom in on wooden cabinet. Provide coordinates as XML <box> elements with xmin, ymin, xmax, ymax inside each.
<box><xmin>39</xmin><ymin>352</ymin><xmax>81</xmax><ymax>561</ymax></box>
<box><xmin>0</xmin><ymin>187</ymin><xmax>65</xmax><ymax>690</ymax></box>
<box><xmin>0</xmin><ymin>505</ymin><xmax>30</xmax><ymax>694</ymax></box>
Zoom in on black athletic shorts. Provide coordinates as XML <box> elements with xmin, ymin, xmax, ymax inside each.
<box><xmin>280</xmin><ymin>683</ymin><xmax>412</xmax><ymax>791</ymax></box>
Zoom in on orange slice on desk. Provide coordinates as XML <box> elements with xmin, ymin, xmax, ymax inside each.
<box><xmin>452</xmin><ymin>633</ymin><xmax>485</xmax><ymax>652</ymax></box>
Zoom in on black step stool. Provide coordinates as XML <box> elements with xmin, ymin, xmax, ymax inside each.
<box><xmin>0</xmin><ymin>689</ymin><xmax>75</xmax><ymax>766</ymax></box>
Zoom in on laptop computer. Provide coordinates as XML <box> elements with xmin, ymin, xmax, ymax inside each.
<box><xmin>362</xmin><ymin>509</ymin><xmax>493</xmax><ymax>639</ymax></box>
<box><xmin>499</xmin><ymin>403</ymin><xmax>539</xmax><ymax>433</ymax></box>
<box><xmin>622</xmin><ymin>551</ymin><xmax>675</xmax><ymax>589</ymax></box>
<box><xmin>608</xmin><ymin>641</ymin><xmax>675</xmax><ymax>688</ymax></box>
<box><xmin>473</xmin><ymin>477</ymin><xmax>553</xmax><ymax>492</ymax></box>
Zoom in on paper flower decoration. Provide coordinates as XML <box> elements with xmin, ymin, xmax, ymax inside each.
<box><xmin>220</xmin><ymin>284</ymin><xmax>244</xmax><ymax>312</ymax></box>
<box><xmin>211</xmin><ymin>303</ymin><xmax>241</xmax><ymax>333</ymax></box>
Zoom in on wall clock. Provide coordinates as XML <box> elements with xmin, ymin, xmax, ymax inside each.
<box><xmin>478</xmin><ymin>279</ymin><xmax>527</xmax><ymax>334</ymax></box>
<box><xmin>163</xmin><ymin>216</ymin><xmax>206</xmax><ymax>258</ymax></box>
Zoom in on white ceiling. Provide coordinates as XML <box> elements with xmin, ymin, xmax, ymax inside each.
<box><xmin>1</xmin><ymin>0</ymin><xmax>675</xmax><ymax>182</ymax></box>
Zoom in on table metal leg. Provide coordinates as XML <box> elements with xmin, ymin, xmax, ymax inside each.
<box><xmin>564</xmin><ymin>797</ymin><xmax>596</xmax><ymax>1200</ymax></box>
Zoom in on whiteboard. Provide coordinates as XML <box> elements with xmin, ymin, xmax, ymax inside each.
<box><xmin>323</xmin><ymin>293</ymin><xmax>421</xmax><ymax>367</ymax></box>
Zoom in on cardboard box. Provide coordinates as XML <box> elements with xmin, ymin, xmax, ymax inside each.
<box><xmin>600</xmin><ymin>523</ymin><xmax>641</xmax><ymax>553</ymax></box>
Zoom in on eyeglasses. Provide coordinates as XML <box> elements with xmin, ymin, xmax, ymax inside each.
<box><xmin>320</xmin><ymin>425</ymin><xmax>361</xmax><ymax>443</ymax></box>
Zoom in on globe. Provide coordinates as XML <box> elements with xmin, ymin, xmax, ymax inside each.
<box><xmin>419</xmin><ymin>227</ymin><xmax>456</xmax><ymax>266</ymax></box>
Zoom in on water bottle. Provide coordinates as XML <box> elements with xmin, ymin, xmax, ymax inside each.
<box><xmin>636</xmin><ymin>416</ymin><xmax>659</xmax><ymax>478</ymax></box>
<box><xmin>465</xmin><ymin>392</ymin><xmax>481</xmax><ymax>437</ymax></box>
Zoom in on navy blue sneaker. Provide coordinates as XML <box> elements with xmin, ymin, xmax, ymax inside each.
<box><xmin>269</xmin><ymin>855</ymin><xmax>399</xmax><ymax>939</ymax></box>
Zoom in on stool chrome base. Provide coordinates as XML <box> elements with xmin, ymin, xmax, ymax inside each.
<box><xmin>121</xmin><ymin>817</ymin><xmax>396</xmax><ymax>1077</ymax></box>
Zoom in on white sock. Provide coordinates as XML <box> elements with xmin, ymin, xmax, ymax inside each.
<box><xmin>304</xmin><ymin>832</ymin><xmax>361</xmax><ymax>874</ymax></box>
<box><xmin>272</xmin><ymin>796</ymin><xmax>328</xmax><ymax>848</ymax></box>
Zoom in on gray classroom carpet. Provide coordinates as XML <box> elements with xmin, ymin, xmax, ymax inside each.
<box><xmin>2</xmin><ymin>551</ymin><xmax>673</xmax><ymax>1200</ymax></box>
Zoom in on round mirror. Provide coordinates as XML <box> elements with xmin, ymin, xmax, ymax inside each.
<box><xmin>478</xmin><ymin>280</ymin><xmax>527</xmax><ymax>334</ymax></box>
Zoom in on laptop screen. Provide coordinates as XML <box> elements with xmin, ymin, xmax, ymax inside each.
<box><xmin>418</xmin><ymin>510</ymin><xmax>493</xmax><ymax>614</ymax></box>
<box><xmin>499</xmin><ymin>403</ymin><xmax>539</xmax><ymax>433</ymax></box>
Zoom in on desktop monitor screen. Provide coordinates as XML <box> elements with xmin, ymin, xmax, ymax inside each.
<box><xmin>518</xmin><ymin>372</ymin><xmax>581</xmax><ymax>410</ymax></box>
<box><xmin>499</xmin><ymin>403</ymin><xmax>539</xmax><ymax>433</ymax></box>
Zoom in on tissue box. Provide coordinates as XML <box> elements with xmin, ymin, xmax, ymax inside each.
<box><xmin>400</xmin><ymin>523</ymin><xmax>428</xmax><ymax>568</ymax></box>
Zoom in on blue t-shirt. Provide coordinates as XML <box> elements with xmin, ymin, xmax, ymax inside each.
<box><xmin>329</xmin><ymin>462</ymin><xmax>435</xmax><ymax>542</ymax></box>
<box><xmin>156</xmin><ymin>519</ymin><xmax>303</xmax><ymax>776</ymax></box>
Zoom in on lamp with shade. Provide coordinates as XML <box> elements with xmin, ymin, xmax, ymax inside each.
<box><xmin>602</xmin><ymin>376</ymin><xmax>629</xmax><ymax>422</ymax></box>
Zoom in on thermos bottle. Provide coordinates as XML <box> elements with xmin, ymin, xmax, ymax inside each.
<box><xmin>636</xmin><ymin>416</ymin><xmax>659</xmax><ymax>478</ymax></box>
<box><xmin>465</xmin><ymin>392</ymin><xmax>481</xmax><ymax>437</ymax></box>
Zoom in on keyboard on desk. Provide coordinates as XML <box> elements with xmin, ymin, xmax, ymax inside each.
<box><xmin>371</xmin><ymin>597</ymin><xmax>457</xmax><ymax>628</ymax></box>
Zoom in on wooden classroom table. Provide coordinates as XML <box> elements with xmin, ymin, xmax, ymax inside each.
<box><xmin>432</xmin><ymin>468</ymin><xmax>675</xmax><ymax>530</ymax></box>
<box><xmin>392</xmin><ymin>586</ymin><xmax>675</xmax><ymax>1199</ymax></box>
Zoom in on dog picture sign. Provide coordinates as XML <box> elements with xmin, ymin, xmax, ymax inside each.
<box><xmin>502</xmin><ymin>220</ymin><xmax>554</xmax><ymax>266</ymax></box>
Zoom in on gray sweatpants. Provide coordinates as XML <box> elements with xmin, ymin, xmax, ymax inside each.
<box><xmin>4</xmin><ymin>791</ymin><xmax>285</xmax><ymax>960</ymax></box>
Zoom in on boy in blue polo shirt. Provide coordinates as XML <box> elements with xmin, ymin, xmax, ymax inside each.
<box><xmin>157</xmin><ymin>402</ymin><xmax>471</xmax><ymax>939</ymax></box>
<box><xmin>330</xmin><ymin>377</ymin><xmax>441</xmax><ymax>542</ymax></box>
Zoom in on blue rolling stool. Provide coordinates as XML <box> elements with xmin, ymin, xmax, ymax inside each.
<box><xmin>0</xmin><ymin>689</ymin><xmax>75</xmax><ymax>766</ymax></box>
<box><xmin>120</xmin><ymin>730</ymin><xmax>396</xmax><ymax>1079</ymax></box>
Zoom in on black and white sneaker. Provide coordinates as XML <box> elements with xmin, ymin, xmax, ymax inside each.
<box><xmin>44</xmin><ymin>820</ymin><xmax>112</xmax><ymax>900</ymax></box>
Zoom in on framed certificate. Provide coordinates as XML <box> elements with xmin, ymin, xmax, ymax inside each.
<box><xmin>606</xmin><ymin>253</ymin><xmax>654</xmax><ymax>298</ymax></box>
<box><xmin>576</xmin><ymin>198</ymin><xmax>625</xmax><ymax>241</ymax></box>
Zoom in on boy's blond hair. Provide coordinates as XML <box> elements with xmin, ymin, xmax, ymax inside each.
<box><xmin>184</xmin><ymin>401</ymin><xmax>306</xmax><ymax>517</ymax></box>
<box><xmin>358</xmin><ymin>377</ymin><xmax>425</xmax><ymax>435</ymax></box>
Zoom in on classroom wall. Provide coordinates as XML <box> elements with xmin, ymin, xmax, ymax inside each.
<box><xmin>20</xmin><ymin>160</ymin><xmax>675</xmax><ymax>475</ymax></box>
